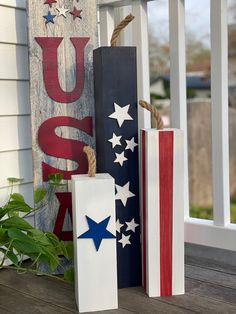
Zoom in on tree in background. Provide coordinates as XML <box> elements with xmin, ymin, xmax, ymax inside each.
<box><xmin>149</xmin><ymin>29</ymin><xmax>210</xmax><ymax>81</ymax></box>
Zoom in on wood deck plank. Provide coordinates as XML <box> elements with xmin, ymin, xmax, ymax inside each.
<box><xmin>0</xmin><ymin>284</ymin><xmax>77</xmax><ymax>314</ymax></box>
<box><xmin>186</xmin><ymin>264</ymin><xmax>236</xmax><ymax>289</ymax></box>
<box><xmin>1</xmin><ymin>244</ymin><xmax>236</xmax><ymax>313</ymax></box>
<box><xmin>0</xmin><ymin>269</ymin><xmax>77</xmax><ymax>312</ymax></box>
<box><xmin>118</xmin><ymin>287</ymin><xmax>193</xmax><ymax>313</ymax></box>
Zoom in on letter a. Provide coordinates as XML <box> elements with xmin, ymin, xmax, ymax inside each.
<box><xmin>35</xmin><ymin>37</ymin><xmax>89</xmax><ymax>103</ymax></box>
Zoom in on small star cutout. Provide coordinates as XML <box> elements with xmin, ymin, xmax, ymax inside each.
<box><xmin>78</xmin><ymin>215</ymin><xmax>116</xmax><ymax>251</ymax></box>
<box><xmin>56</xmin><ymin>5</ymin><xmax>69</xmax><ymax>18</ymax></box>
<box><xmin>44</xmin><ymin>0</ymin><xmax>57</xmax><ymax>7</ymax></box>
<box><xmin>116</xmin><ymin>219</ymin><xmax>124</xmax><ymax>233</ymax></box>
<box><xmin>115</xmin><ymin>182</ymin><xmax>135</xmax><ymax>206</ymax></box>
<box><xmin>126</xmin><ymin>219</ymin><xmax>139</xmax><ymax>233</ymax></box>
<box><xmin>109</xmin><ymin>103</ymin><xmax>133</xmax><ymax>127</ymax></box>
<box><xmin>114</xmin><ymin>151</ymin><xmax>127</xmax><ymax>167</ymax></box>
<box><xmin>108</xmin><ymin>133</ymin><xmax>122</xmax><ymax>149</ymax></box>
<box><xmin>70</xmin><ymin>6</ymin><xmax>82</xmax><ymax>20</ymax></box>
<box><xmin>118</xmin><ymin>234</ymin><xmax>131</xmax><ymax>248</ymax></box>
<box><xmin>125</xmin><ymin>137</ymin><xmax>138</xmax><ymax>152</ymax></box>
<box><xmin>43</xmin><ymin>11</ymin><xmax>56</xmax><ymax>24</ymax></box>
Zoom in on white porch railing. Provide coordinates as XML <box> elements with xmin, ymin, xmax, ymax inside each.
<box><xmin>97</xmin><ymin>0</ymin><xmax>236</xmax><ymax>251</ymax></box>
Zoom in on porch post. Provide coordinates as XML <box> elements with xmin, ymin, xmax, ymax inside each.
<box><xmin>211</xmin><ymin>0</ymin><xmax>230</xmax><ymax>226</ymax></box>
<box><xmin>169</xmin><ymin>0</ymin><xmax>189</xmax><ymax>219</ymax></box>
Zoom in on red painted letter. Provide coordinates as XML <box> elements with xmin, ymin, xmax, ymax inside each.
<box><xmin>54</xmin><ymin>192</ymin><xmax>73</xmax><ymax>241</ymax></box>
<box><xmin>35</xmin><ymin>37</ymin><xmax>89</xmax><ymax>103</ymax></box>
<box><xmin>38</xmin><ymin>116</ymin><xmax>93</xmax><ymax>181</ymax></box>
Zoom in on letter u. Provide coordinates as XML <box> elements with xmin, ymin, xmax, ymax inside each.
<box><xmin>35</xmin><ymin>37</ymin><xmax>89</xmax><ymax>103</ymax></box>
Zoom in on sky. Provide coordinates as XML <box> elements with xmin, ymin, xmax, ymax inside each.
<box><xmin>148</xmin><ymin>0</ymin><xmax>235</xmax><ymax>47</ymax></box>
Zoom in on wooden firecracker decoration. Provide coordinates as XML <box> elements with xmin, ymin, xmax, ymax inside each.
<box><xmin>93</xmin><ymin>15</ymin><xmax>142</xmax><ymax>288</ymax></box>
<box><xmin>72</xmin><ymin>147</ymin><xmax>118</xmax><ymax>313</ymax></box>
<box><xmin>27</xmin><ymin>1</ymin><xmax>97</xmax><ymax>244</ymax></box>
<box><xmin>140</xmin><ymin>101</ymin><xmax>185</xmax><ymax>297</ymax></box>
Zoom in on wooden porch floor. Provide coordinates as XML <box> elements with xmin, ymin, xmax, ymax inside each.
<box><xmin>1</xmin><ymin>244</ymin><xmax>236</xmax><ymax>313</ymax></box>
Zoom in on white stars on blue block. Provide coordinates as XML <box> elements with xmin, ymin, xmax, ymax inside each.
<box><xmin>118</xmin><ymin>234</ymin><xmax>131</xmax><ymax>248</ymax></box>
<box><xmin>108</xmin><ymin>133</ymin><xmax>122</xmax><ymax>148</ymax></box>
<box><xmin>114</xmin><ymin>151</ymin><xmax>127</xmax><ymax>167</ymax></box>
<box><xmin>108</xmin><ymin>103</ymin><xmax>133</xmax><ymax>127</ymax></box>
<box><xmin>116</xmin><ymin>219</ymin><xmax>124</xmax><ymax>233</ymax></box>
<box><xmin>125</xmin><ymin>218</ymin><xmax>139</xmax><ymax>233</ymax></box>
<box><xmin>115</xmin><ymin>182</ymin><xmax>135</xmax><ymax>206</ymax></box>
<box><xmin>125</xmin><ymin>137</ymin><xmax>138</xmax><ymax>152</ymax></box>
<box><xmin>117</xmin><ymin>217</ymin><xmax>140</xmax><ymax>249</ymax></box>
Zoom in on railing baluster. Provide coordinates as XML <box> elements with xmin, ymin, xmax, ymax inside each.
<box><xmin>99</xmin><ymin>6</ymin><xmax>115</xmax><ymax>46</ymax></box>
<box><xmin>211</xmin><ymin>0</ymin><xmax>230</xmax><ymax>226</ymax></box>
<box><xmin>169</xmin><ymin>0</ymin><xmax>189</xmax><ymax>219</ymax></box>
<box><xmin>132</xmin><ymin>0</ymin><xmax>151</xmax><ymax>129</ymax></box>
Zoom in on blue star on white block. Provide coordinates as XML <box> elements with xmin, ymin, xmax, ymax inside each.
<box><xmin>125</xmin><ymin>219</ymin><xmax>139</xmax><ymax>233</ymax></box>
<box><xmin>116</xmin><ymin>219</ymin><xmax>124</xmax><ymax>233</ymax></box>
<box><xmin>56</xmin><ymin>5</ymin><xmax>69</xmax><ymax>17</ymax></box>
<box><xmin>108</xmin><ymin>133</ymin><xmax>122</xmax><ymax>149</ymax></box>
<box><xmin>78</xmin><ymin>215</ymin><xmax>116</xmax><ymax>251</ymax></box>
<box><xmin>108</xmin><ymin>103</ymin><xmax>133</xmax><ymax>127</ymax></box>
<box><xmin>43</xmin><ymin>11</ymin><xmax>56</xmax><ymax>24</ymax></box>
<box><xmin>115</xmin><ymin>182</ymin><xmax>135</xmax><ymax>206</ymax></box>
<box><xmin>114</xmin><ymin>151</ymin><xmax>127</xmax><ymax>167</ymax></box>
<box><xmin>125</xmin><ymin>137</ymin><xmax>138</xmax><ymax>152</ymax></box>
<box><xmin>118</xmin><ymin>234</ymin><xmax>131</xmax><ymax>248</ymax></box>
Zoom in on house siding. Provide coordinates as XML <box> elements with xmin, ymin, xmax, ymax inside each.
<box><xmin>0</xmin><ymin>2</ymin><xmax>33</xmax><ymax>223</ymax></box>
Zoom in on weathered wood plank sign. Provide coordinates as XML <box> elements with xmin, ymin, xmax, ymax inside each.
<box><xmin>27</xmin><ymin>1</ymin><xmax>97</xmax><ymax>241</ymax></box>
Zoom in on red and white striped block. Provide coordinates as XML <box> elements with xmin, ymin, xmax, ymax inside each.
<box><xmin>141</xmin><ymin>129</ymin><xmax>184</xmax><ymax>297</ymax></box>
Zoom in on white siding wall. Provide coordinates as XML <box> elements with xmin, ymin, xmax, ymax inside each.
<box><xmin>0</xmin><ymin>2</ymin><xmax>34</xmax><ymax>219</ymax></box>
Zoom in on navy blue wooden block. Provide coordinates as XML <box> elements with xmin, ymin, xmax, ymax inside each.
<box><xmin>93</xmin><ymin>47</ymin><xmax>142</xmax><ymax>288</ymax></box>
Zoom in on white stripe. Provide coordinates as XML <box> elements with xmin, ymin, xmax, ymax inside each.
<box><xmin>146</xmin><ymin>130</ymin><xmax>160</xmax><ymax>297</ymax></box>
<box><xmin>172</xmin><ymin>130</ymin><xmax>185</xmax><ymax>295</ymax></box>
<box><xmin>72</xmin><ymin>174</ymin><xmax>118</xmax><ymax>313</ymax></box>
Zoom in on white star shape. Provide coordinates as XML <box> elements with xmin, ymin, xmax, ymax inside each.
<box><xmin>125</xmin><ymin>137</ymin><xmax>138</xmax><ymax>152</ymax></box>
<box><xmin>116</xmin><ymin>219</ymin><xmax>124</xmax><ymax>233</ymax></box>
<box><xmin>108</xmin><ymin>133</ymin><xmax>122</xmax><ymax>149</ymax></box>
<box><xmin>115</xmin><ymin>182</ymin><xmax>135</xmax><ymax>206</ymax></box>
<box><xmin>114</xmin><ymin>151</ymin><xmax>127</xmax><ymax>167</ymax></box>
<box><xmin>118</xmin><ymin>234</ymin><xmax>131</xmax><ymax>248</ymax></box>
<box><xmin>56</xmin><ymin>5</ymin><xmax>69</xmax><ymax>17</ymax></box>
<box><xmin>126</xmin><ymin>218</ymin><xmax>139</xmax><ymax>233</ymax></box>
<box><xmin>108</xmin><ymin>102</ymin><xmax>133</xmax><ymax>127</ymax></box>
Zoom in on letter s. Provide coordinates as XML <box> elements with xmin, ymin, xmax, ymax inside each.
<box><xmin>38</xmin><ymin>116</ymin><xmax>93</xmax><ymax>181</ymax></box>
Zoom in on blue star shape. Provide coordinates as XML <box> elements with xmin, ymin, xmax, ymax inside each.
<box><xmin>43</xmin><ymin>11</ymin><xmax>56</xmax><ymax>24</ymax></box>
<box><xmin>78</xmin><ymin>215</ymin><xmax>116</xmax><ymax>251</ymax></box>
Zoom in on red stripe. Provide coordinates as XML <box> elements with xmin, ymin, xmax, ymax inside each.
<box><xmin>159</xmin><ymin>131</ymin><xmax>173</xmax><ymax>296</ymax></box>
<box><xmin>141</xmin><ymin>130</ymin><xmax>147</xmax><ymax>290</ymax></box>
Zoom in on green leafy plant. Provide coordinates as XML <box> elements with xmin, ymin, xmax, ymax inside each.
<box><xmin>0</xmin><ymin>176</ymin><xmax>74</xmax><ymax>283</ymax></box>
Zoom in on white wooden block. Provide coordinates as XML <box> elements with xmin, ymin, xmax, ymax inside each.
<box><xmin>141</xmin><ymin>128</ymin><xmax>184</xmax><ymax>297</ymax></box>
<box><xmin>72</xmin><ymin>173</ymin><xmax>118</xmax><ymax>313</ymax></box>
